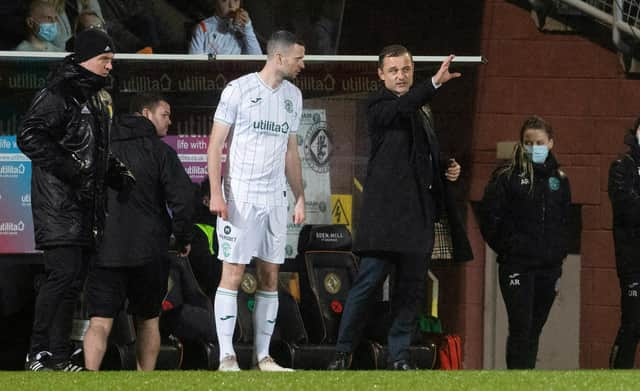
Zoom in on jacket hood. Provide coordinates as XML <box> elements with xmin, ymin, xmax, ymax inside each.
<box><xmin>112</xmin><ymin>114</ymin><xmax>157</xmax><ymax>141</ymax></box>
<box><xmin>48</xmin><ymin>55</ymin><xmax>110</xmax><ymax>101</ymax></box>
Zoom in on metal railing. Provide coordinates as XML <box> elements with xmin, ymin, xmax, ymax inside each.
<box><xmin>547</xmin><ymin>0</ymin><xmax>640</xmax><ymax>39</ymax></box>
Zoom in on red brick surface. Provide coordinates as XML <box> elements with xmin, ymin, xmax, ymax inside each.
<box><xmin>581</xmin><ymin>305</ymin><xmax>620</xmax><ymax>344</ymax></box>
<box><xmin>562</xmin><ymin>166</ymin><xmax>600</xmax><ymax>205</ymax></box>
<box><xmin>472</xmin><ymin>0</ymin><xmax>630</xmax><ymax>369</ymax></box>
<box><xmin>591</xmin><ymin>269</ymin><xmax>620</xmax><ymax>306</ymax></box>
<box><xmin>581</xmin><ymin>231</ymin><xmax>615</xmax><ymax>269</ymax></box>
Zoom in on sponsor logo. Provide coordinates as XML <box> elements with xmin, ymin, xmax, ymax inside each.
<box><xmin>315</xmin><ymin>231</ymin><xmax>344</xmax><ymax>242</ymax></box>
<box><xmin>224</xmin><ymin>225</ymin><xmax>232</xmax><ymax>235</ymax></box>
<box><xmin>0</xmin><ymin>164</ymin><xmax>26</xmax><ymax>177</ymax></box>
<box><xmin>304</xmin><ymin>121</ymin><xmax>332</xmax><ymax>174</ymax></box>
<box><xmin>21</xmin><ymin>193</ymin><xmax>31</xmax><ymax>206</ymax></box>
<box><xmin>0</xmin><ymin>220</ymin><xmax>25</xmax><ymax>235</ymax></box>
<box><xmin>252</xmin><ymin>120</ymin><xmax>290</xmax><ymax>135</ymax></box>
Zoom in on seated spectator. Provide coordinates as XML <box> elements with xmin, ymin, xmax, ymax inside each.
<box><xmin>189</xmin><ymin>0</ymin><xmax>262</xmax><ymax>55</ymax></box>
<box><xmin>64</xmin><ymin>0</ymin><xmax>104</xmax><ymax>23</ymax></box>
<box><xmin>64</xmin><ymin>10</ymin><xmax>106</xmax><ymax>51</ymax></box>
<box><xmin>15</xmin><ymin>1</ymin><xmax>64</xmax><ymax>52</ymax></box>
<box><xmin>43</xmin><ymin>0</ymin><xmax>73</xmax><ymax>50</ymax></box>
<box><xmin>98</xmin><ymin>0</ymin><xmax>160</xmax><ymax>53</ymax></box>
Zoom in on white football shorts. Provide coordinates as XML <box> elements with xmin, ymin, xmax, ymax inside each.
<box><xmin>216</xmin><ymin>199</ymin><xmax>288</xmax><ymax>264</ymax></box>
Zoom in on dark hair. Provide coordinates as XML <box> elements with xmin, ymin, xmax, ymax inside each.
<box><xmin>129</xmin><ymin>92</ymin><xmax>167</xmax><ymax>114</ymax></box>
<box><xmin>266</xmin><ymin>30</ymin><xmax>304</xmax><ymax>57</ymax></box>
<box><xmin>497</xmin><ymin>115</ymin><xmax>555</xmax><ymax>191</ymax></box>
<box><xmin>519</xmin><ymin>115</ymin><xmax>553</xmax><ymax>142</ymax></box>
<box><xmin>378</xmin><ymin>44</ymin><xmax>412</xmax><ymax>69</ymax></box>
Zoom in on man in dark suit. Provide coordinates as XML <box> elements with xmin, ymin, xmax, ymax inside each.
<box><xmin>328</xmin><ymin>45</ymin><xmax>461</xmax><ymax>370</ymax></box>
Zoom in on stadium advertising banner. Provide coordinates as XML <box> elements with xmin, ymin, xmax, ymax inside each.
<box><xmin>163</xmin><ymin>134</ymin><xmax>210</xmax><ymax>182</ymax></box>
<box><xmin>286</xmin><ymin>109</ymin><xmax>332</xmax><ymax>258</ymax></box>
<box><xmin>0</xmin><ymin>136</ymin><xmax>36</xmax><ymax>253</ymax></box>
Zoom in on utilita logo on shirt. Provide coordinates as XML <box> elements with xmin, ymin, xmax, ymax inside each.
<box><xmin>252</xmin><ymin>120</ymin><xmax>290</xmax><ymax>134</ymax></box>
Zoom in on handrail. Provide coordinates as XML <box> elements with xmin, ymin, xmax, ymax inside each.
<box><xmin>0</xmin><ymin>51</ymin><xmax>486</xmax><ymax>64</ymax></box>
<box><xmin>553</xmin><ymin>0</ymin><xmax>640</xmax><ymax>38</ymax></box>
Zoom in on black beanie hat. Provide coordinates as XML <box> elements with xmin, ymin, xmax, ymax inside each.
<box><xmin>73</xmin><ymin>29</ymin><xmax>115</xmax><ymax>63</ymax></box>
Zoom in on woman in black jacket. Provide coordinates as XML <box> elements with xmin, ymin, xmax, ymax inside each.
<box><xmin>480</xmin><ymin>115</ymin><xmax>571</xmax><ymax>369</ymax></box>
<box><xmin>608</xmin><ymin>116</ymin><xmax>640</xmax><ymax>369</ymax></box>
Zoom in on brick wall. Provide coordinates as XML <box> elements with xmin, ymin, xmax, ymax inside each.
<box><xmin>471</xmin><ymin>0</ymin><xmax>639</xmax><ymax>368</ymax></box>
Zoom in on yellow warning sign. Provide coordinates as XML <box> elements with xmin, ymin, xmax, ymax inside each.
<box><xmin>331</xmin><ymin>194</ymin><xmax>352</xmax><ymax>232</ymax></box>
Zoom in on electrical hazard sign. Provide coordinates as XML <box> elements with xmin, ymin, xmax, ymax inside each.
<box><xmin>331</xmin><ymin>194</ymin><xmax>352</xmax><ymax>232</ymax></box>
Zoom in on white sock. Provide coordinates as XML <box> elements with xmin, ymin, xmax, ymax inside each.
<box><xmin>253</xmin><ymin>290</ymin><xmax>279</xmax><ymax>362</ymax></box>
<box><xmin>214</xmin><ymin>288</ymin><xmax>238</xmax><ymax>361</ymax></box>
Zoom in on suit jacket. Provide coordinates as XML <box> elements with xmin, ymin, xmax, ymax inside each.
<box><xmin>353</xmin><ymin>81</ymin><xmax>443</xmax><ymax>257</ymax></box>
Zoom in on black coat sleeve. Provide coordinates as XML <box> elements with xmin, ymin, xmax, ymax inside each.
<box><xmin>160</xmin><ymin>145</ymin><xmax>195</xmax><ymax>251</ymax></box>
<box><xmin>609</xmin><ymin>157</ymin><xmax>640</xmax><ymax>225</ymax></box>
<box><xmin>479</xmin><ymin>169</ymin><xmax>510</xmax><ymax>254</ymax></box>
<box><xmin>17</xmin><ymin>90</ymin><xmax>82</xmax><ymax>184</ymax></box>
<box><xmin>368</xmin><ymin>80</ymin><xmax>437</xmax><ymax>129</ymax></box>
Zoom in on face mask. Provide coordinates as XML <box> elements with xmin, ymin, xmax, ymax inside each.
<box><xmin>525</xmin><ymin>145</ymin><xmax>549</xmax><ymax>164</ymax></box>
<box><xmin>37</xmin><ymin>22</ymin><xmax>58</xmax><ymax>43</ymax></box>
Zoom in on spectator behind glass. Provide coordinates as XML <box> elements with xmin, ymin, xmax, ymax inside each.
<box><xmin>65</xmin><ymin>10</ymin><xmax>106</xmax><ymax>51</ymax></box>
<box><xmin>40</xmin><ymin>0</ymin><xmax>73</xmax><ymax>50</ymax></box>
<box><xmin>189</xmin><ymin>0</ymin><xmax>262</xmax><ymax>55</ymax></box>
<box><xmin>16</xmin><ymin>1</ymin><xmax>64</xmax><ymax>52</ymax></box>
<box><xmin>99</xmin><ymin>0</ymin><xmax>160</xmax><ymax>53</ymax></box>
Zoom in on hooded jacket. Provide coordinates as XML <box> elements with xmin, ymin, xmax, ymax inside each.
<box><xmin>609</xmin><ymin>133</ymin><xmax>640</xmax><ymax>277</ymax></box>
<box><xmin>480</xmin><ymin>153</ymin><xmax>571</xmax><ymax>267</ymax></box>
<box><xmin>18</xmin><ymin>56</ymin><xmax>129</xmax><ymax>249</ymax></box>
<box><xmin>96</xmin><ymin>114</ymin><xmax>194</xmax><ymax>267</ymax></box>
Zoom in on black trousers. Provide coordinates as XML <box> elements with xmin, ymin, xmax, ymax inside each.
<box><xmin>610</xmin><ymin>274</ymin><xmax>640</xmax><ymax>368</ymax></box>
<box><xmin>335</xmin><ymin>253</ymin><xmax>430</xmax><ymax>362</ymax></box>
<box><xmin>498</xmin><ymin>262</ymin><xmax>561</xmax><ymax>369</ymax></box>
<box><xmin>30</xmin><ymin>246</ymin><xmax>89</xmax><ymax>362</ymax></box>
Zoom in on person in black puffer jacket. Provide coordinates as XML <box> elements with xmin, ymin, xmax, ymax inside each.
<box><xmin>83</xmin><ymin>92</ymin><xmax>194</xmax><ymax>371</ymax></box>
<box><xmin>18</xmin><ymin>29</ymin><xmax>133</xmax><ymax>372</ymax></box>
<box><xmin>480</xmin><ymin>115</ymin><xmax>571</xmax><ymax>369</ymax></box>
<box><xmin>608</xmin><ymin>116</ymin><xmax>640</xmax><ymax>369</ymax></box>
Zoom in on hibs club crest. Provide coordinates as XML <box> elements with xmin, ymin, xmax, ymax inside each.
<box><xmin>304</xmin><ymin>120</ymin><xmax>332</xmax><ymax>174</ymax></box>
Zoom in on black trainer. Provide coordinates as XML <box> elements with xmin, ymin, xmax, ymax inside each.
<box><xmin>50</xmin><ymin>360</ymin><xmax>86</xmax><ymax>372</ymax></box>
<box><xmin>327</xmin><ymin>351</ymin><xmax>352</xmax><ymax>370</ymax></box>
<box><xmin>389</xmin><ymin>359</ymin><xmax>417</xmax><ymax>370</ymax></box>
<box><xmin>25</xmin><ymin>351</ymin><xmax>53</xmax><ymax>371</ymax></box>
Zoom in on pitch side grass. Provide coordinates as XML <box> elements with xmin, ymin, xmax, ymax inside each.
<box><xmin>2</xmin><ymin>370</ymin><xmax>640</xmax><ymax>390</ymax></box>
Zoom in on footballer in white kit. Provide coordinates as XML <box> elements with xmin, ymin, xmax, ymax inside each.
<box><xmin>214</xmin><ymin>72</ymin><xmax>302</xmax><ymax>264</ymax></box>
<box><xmin>207</xmin><ymin>31</ymin><xmax>305</xmax><ymax>372</ymax></box>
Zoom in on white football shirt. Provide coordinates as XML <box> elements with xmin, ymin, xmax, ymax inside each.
<box><xmin>214</xmin><ymin>72</ymin><xmax>302</xmax><ymax>206</ymax></box>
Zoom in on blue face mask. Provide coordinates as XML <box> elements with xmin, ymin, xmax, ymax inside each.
<box><xmin>525</xmin><ymin>145</ymin><xmax>549</xmax><ymax>164</ymax></box>
<box><xmin>37</xmin><ymin>22</ymin><xmax>58</xmax><ymax>43</ymax></box>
